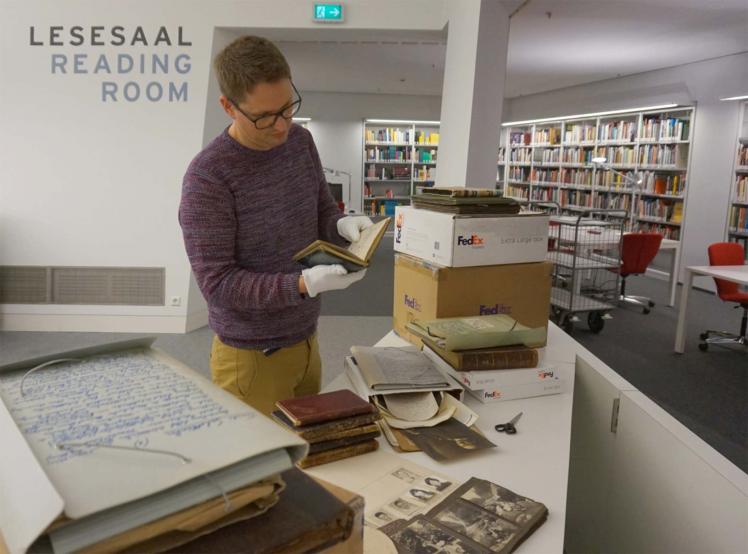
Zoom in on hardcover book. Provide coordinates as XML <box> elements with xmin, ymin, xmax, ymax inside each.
<box><xmin>162</xmin><ymin>468</ymin><xmax>356</xmax><ymax>554</ymax></box>
<box><xmin>308</xmin><ymin>427</ymin><xmax>381</xmax><ymax>455</ymax></box>
<box><xmin>293</xmin><ymin>217</ymin><xmax>391</xmax><ymax>272</ymax></box>
<box><xmin>275</xmin><ymin>389</ymin><xmax>376</xmax><ymax>427</ymax></box>
<box><xmin>271</xmin><ymin>410</ymin><xmax>381</xmax><ymax>443</ymax></box>
<box><xmin>406</xmin><ymin>314</ymin><xmax>547</xmax><ymax>351</ymax></box>
<box><xmin>420</xmin><ymin>337</ymin><xmax>539</xmax><ymax>371</ymax></box>
<box><xmin>298</xmin><ymin>439</ymin><xmax>380</xmax><ymax>469</ymax></box>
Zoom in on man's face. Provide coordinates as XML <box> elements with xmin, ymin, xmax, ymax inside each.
<box><xmin>227</xmin><ymin>78</ymin><xmax>295</xmax><ymax>150</ymax></box>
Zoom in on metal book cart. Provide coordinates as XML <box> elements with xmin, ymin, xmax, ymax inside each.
<box><xmin>530</xmin><ymin>203</ymin><xmax>626</xmax><ymax>334</ymax></box>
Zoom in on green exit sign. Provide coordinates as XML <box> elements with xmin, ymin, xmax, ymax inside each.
<box><xmin>313</xmin><ymin>3</ymin><xmax>344</xmax><ymax>23</ymax></box>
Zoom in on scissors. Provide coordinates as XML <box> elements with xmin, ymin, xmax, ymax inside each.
<box><xmin>494</xmin><ymin>412</ymin><xmax>523</xmax><ymax>435</ymax></box>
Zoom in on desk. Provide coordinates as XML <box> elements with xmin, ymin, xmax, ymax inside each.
<box><xmin>674</xmin><ymin>264</ymin><xmax>748</xmax><ymax>353</ymax></box>
<box><xmin>658</xmin><ymin>238</ymin><xmax>681</xmax><ymax>307</ymax></box>
<box><xmin>312</xmin><ymin>323</ymin><xmax>580</xmax><ymax>554</ymax></box>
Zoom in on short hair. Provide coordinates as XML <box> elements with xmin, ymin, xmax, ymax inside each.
<box><xmin>213</xmin><ymin>35</ymin><xmax>291</xmax><ymax>101</ymax></box>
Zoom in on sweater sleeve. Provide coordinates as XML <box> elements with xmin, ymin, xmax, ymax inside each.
<box><xmin>179</xmin><ymin>171</ymin><xmax>303</xmax><ymax>311</ymax></box>
<box><xmin>306</xmin><ymin>131</ymin><xmax>346</xmax><ymax>245</ymax></box>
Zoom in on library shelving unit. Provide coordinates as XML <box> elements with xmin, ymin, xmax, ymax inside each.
<box><xmin>727</xmin><ymin>101</ymin><xmax>748</xmax><ymax>258</ymax></box>
<box><xmin>499</xmin><ymin>106</ymin><xmax>694</xmax><ymax>240</ymax></box>
<box><xmin>362</xmin><ymin>120</ymin><xmax>440</xmax><ymax>216</ymax></box>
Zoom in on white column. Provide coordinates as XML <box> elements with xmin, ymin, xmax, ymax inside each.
<box><xmin>436</xmin><ymin>0</ymin><xmax>510</xmax><ymax>188</ymax></box>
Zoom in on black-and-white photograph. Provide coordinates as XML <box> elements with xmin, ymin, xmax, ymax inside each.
<box><xmin>431</xmin><ymin>498</ymin><xmax>518</xmax><ymax>552</ymax></box>
<box><xmin>392</xmin><ymin>467</ymin><xmax>419</xmax><ymax>483</ymax></box>
<box><xmin>389</xmin><ymin>516</ymin><xmax>480</xmax><ymax>554</ymax></box>
<box><xmin>371</xmin><ymin>509</ymin><xmax>397</xmax><ymax>525</ymax></box>
<box><xmin>461</xmin><ymin>480</ymin><xmax>544</xmax><ymax>525</ymax></box>
<box><xmin>407</xmin><ymin>487</ymin><xmax>438</xmax><ymax>504</ymax></box>
<box><xmin>389</xmin><ymin>497</ymin><xmax>420</xmax><ymax>515</ymax></box>
<box><xmin>424</xmin><ymin>476</ymin><xmax>453</xmax><ymax>491</ymax></box>
<box><xmin>401</xmin><ymin>419</ymin><xmax>496</xmax><ymax>461</ymax></box>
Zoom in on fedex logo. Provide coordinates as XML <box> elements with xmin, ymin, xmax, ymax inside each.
<box><xmin>404</xmin><ymin>294</ymin><xmax>421</xmax><ymax>312</ymax></box>
<box><xmin>457</xmin><ymin>234</ymin><xmax>485</xmax><ymax>247</ymax></box>
<box><xmin>479</xmin><ymin>303</ymin><xmax>512</xmax><ymax>315</ymax></box>
<box><xmin>483</xmin><ymin>390</ymin><xmax>502</xmax><ymax>399</ymax></box>
<box><xmin>537</xmin><ymin>371</ymin><xmax>555</xmax><ymax>379</ymax></box>
<box><xmin>395</xmin><ymin>213</ymin><xmax>404</xmax><ymax>244</ymax></box>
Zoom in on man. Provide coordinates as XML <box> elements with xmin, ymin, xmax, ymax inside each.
<box><xmin>179</xmin><ymin>36</ymin><xmax>372</xmax><ymax>416</ymax></box>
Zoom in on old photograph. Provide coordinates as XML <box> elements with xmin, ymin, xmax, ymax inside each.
<box><xmin>389</xmin><ymin>497</ymin><xmax>420</xmax><ymax>516</ymax></box>
<box><xmin>431</xmin><ymin>498</ymin><xmax>518</xmax><ymax>552</ymax></box>
<box><xmin>401</xmin><ymin>419</ymin><xmax>496</xmax><ymax>461</ymax></box>
<box><xmin>424</xmin><ymin>476</ymin><xmax>453</xmax><ymax>491</ymax></box>
<box><xmin>461</xmin><ymin>479</ymin><xmax>544</xmax><ymax>525</ymax></box>
<box><xmin>388</xmin><ymin>516</ymin><xmax>484</xmax><ymax>554</ymax></box>
<box><xmin>392</xmin><ymin>467</ymin><xmax>419</xmax><ymax>483</ymax></box>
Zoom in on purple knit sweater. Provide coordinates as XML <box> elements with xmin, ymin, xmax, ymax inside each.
<box><xmin>179</xmin><ymin>124</ymin><xmax>345</xmax><ymax>350</ymax></box>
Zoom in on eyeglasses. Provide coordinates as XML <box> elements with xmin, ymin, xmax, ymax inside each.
<box><xmin>229</xmin><ymin>82</ymin><xmax>303</xmax><ymax>130</ymax></box>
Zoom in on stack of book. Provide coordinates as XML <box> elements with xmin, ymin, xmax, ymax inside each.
<box><xmin>272</xmin><ymin>390</ymin><xmax>382</xmax><ymax>469</ymax></box>
<box><xmin>406</xmin><ymin>314</ymin><xmax>569</xmax><ymax>403</ymax></box>
<box><xmin>0</xmin><ymin>338</ymin><xmax>313</xmax><ymax>554</ymax></box>
<box><xmin>411</xmin><ymin>187</ymin><xmax>521</xmax><ymax>215</ymax></box>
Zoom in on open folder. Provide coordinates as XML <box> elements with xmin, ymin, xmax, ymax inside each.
<box><xmin>293</xmin><ymin>217</ymin><xmax>391</xmax><ymax>272</ymax></box>
<box><xmin>0</xmin><ymin>338</ymin><xmax>307</xmax><ymax>554</ymax></box>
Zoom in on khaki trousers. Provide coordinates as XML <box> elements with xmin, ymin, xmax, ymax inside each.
<box><xmin>210</xmin><ymin>333</ymin><xmax>321</xmax><ymax>417</ymax></box>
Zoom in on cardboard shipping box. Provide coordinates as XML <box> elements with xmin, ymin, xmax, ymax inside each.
<box><xmin>393</xmin><ymin>205</ymin><xmax>549</xmax><ymax>267</ymax></box>
<box><xmin>393</xmin><ymin>253</ymin><xmax>552</xmax><ymax>347</ymax></box>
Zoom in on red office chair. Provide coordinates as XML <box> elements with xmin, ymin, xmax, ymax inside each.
<box><xmin>698</xmin><ymin>242</ymin><xmax>748</xmax><ymax>351</ymax></box>
<box><xmin>617</xmin><ymin>232</ymin><xmax>663</xmax><ymax>314</ymax></box>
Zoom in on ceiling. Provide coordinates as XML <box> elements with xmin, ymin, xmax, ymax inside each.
<box><xmin>256</xmin><ymin>0</ymin><xmax>748</xmax><ymax>98</ymax></box>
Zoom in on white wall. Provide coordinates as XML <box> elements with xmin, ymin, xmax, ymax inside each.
<box><xmin>505</xmin><ymin>53</ymin><xmax>748</xmax><ymax>285</ymax></box>
<box><xmin>0</xmin><ymin>0</ymin><xmax>447</xmax><ymax>333</ymax></box>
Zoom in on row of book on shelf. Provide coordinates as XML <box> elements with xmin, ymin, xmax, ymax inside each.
<box><xmin>365</xmin><ymin>128</ymin><xmax>439</xmax><ymax>145</ymax></box>
<box><xmin>735</xmin><ymin>175</ymin><xmax>747</xmax><ymax>203</ymax></box>
<box><xmin>508</xmin><ymin>116</ymin><xmax>689</xmax><ymax>145</ymax></box>
<box><xmin>508</xmin><ymin>168</ymin><xmax>685</xmax><ymax>195</ymax></box>
<box><xmin>506</xmin><ymin>144</ymin><xmax>683</xmax><ymax>168</ymax></box>
<box><xmin>730</xmin><ymin>206</ymin><xmax>748</xmax><ymax>232</ymax></box>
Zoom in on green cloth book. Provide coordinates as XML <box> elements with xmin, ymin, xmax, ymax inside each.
<box><xmin>406</xmin><ymin>314</ymin><xmax>547</xmax><ymax>351</ymax></box>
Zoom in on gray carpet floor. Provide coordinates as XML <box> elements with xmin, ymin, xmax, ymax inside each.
<box><xmin>1</xmin><ymin>237</ymin><xmax>746</xmax><ymax>472</ymax></box>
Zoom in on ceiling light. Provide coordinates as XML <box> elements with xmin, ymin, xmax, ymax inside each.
<box><xmin>720</xmin><ymin>95</ymin><xmax>748</xmax><ymax>102</ymax></box>
<box><xmin>292</xmin><ymin>117</ymin><xmax>311</xmax><ymax>122</ymax></box>
<box><xmin>501</xmin><ymin>104</ymin><xmax>679</xmax><ymax>126</ymax></box>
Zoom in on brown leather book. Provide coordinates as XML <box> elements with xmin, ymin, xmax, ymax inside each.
<box><xmin>162</xmin><ymin>469</ymin><xmax>355</xmax><ymax>554</ymax></box>
<box><xmin>422</xmin><ymin>337</ymin><xmax>539</xmax><ymax>371</ymax></box>
<box><xmin>297</xmin><ymin>439</ymin><xmax>379</xmax><ymax>469</ymax></box>
<box><xmin>308</xmin><ymin>427</ymin><xmax>381</xmax><ymax>455</ymax></box>
<box><xmin>271</xmin><ymin>409</ymin><xmax>381</xmax><ymax>442</ymax></box>
<box><xmin>276</xmin><ymin>389</ymin><xmax>376</xmax><ymax>427</ymax></box>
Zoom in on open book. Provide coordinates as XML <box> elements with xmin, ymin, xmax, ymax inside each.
<box><xmin>0</xmin><ymin>338</ymin><xmax>307</xmax><ymax>554</ymax></box>
<box><xmin>293</xmin><ymin>217</ymin><xmax>391</xmax><ymax>272</ymax></box>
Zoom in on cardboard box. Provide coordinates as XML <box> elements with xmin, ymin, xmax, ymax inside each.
<box><xmin>393</xmin><ymin>205</ymin><xmax>549</xmax><ymax>267</ymax></box>
<box><xmin>393</xmin><ymin>253</ymin><xmax>551</xmax><ymax>347</ymax></box>
<box><xmin>466</xmin><ymin>378</ymin><xmax>570</xmax><ymax>403</ymax></box>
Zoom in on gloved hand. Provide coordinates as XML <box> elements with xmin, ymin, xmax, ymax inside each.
<box><xmin>337</xmin><ymin>215</ymin><xmax>374</xmax><ymax>243</ymax></box>
<box><xmin>301</xmin><ymin>264</ymin><xmax>367</xmax><ymax>298</ymax></box>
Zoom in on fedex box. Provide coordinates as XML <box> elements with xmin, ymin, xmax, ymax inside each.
<box><xmin>393</xmin><ymin>253</ymin><xmax>552</xmax><ymax>347</ymax></box>
<box><xmin>393</xmin><ymin>205</ymin><xmax>549</xmax><ymax>267</ymax></box>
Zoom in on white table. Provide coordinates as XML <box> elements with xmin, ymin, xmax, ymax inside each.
<box><xmin>314</xmin><ymin>323</ymin><xmax>580</xmax><ymax>554</ymax></box>
<box><xmin>659</xmin><ymin>238</ymin><xmax>681</xmax><ymax>307</ymax></box>
<box><xmin>674</xmin><ymin>264</ymin><xmax>748</xmax><ymax>353</ymax></box>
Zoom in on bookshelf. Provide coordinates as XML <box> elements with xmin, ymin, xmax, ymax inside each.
<box><xmin>727</xmin><ymin>101</ymin><xmax>748</xmax><ymax>259</ymax></box>
<box><xmin>362</xmin><ymin>120</ymin><xmax>440</xmax><ymax>216</ymax></box>
<box><xmin>500</xmin><ymin>106</ymin><xmax>694</xmax><ymax>240</ymax></box>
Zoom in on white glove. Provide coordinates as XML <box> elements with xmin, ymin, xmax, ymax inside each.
<box><xmin>301</xmin><ymin>264</ymin><xmax>367</xmax><ymax>298</ymax></box>
<box><xmin>337</xmin><ymin>215</ymin><xmax>374</xmax><ymax>243</ymax></box>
